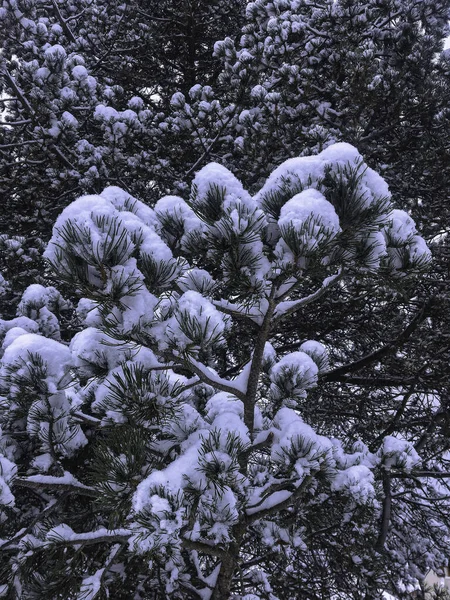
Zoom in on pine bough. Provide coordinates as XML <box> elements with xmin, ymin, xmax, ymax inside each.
<box><xmin>0</xmin><ymin>144</ymin><xmax>438</xmax><ymax>599</ymax></box>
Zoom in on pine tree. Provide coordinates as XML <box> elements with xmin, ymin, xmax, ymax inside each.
<box><xmin>0</xmin><ymin>0</ymin><xmax>246</xmax><ymax>231</ymax></box>
<box><xmin>2</xmin><ymin>0</ymin><xmax>449</xmax><ymax>323</ymax></box>
<box><xmin>1</xmin><ymin>144</ymin><xmax>445</xmax><ymax>599</ymax></box>
<box><xmin>169</xmin><ymin>0</ymin><xmax>450</xmax><ymax>202</ymax></box>
<box><xmin>0</xmin><ymin>0</ymin><xmax>246</xmax><ymax>321</ymax></box>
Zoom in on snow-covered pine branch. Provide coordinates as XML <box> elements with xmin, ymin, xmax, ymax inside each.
<box><xmin>0</xmin><ymin>144</ymin><xmax>439</xmax><ymax>599</ymax></box>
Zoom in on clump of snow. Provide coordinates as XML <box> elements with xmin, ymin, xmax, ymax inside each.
<box><xmin>322</xmin><ymin>142</ymin><xmax>391</xmax><ymax>203</ymax></box>
<box><xmin>255</xmin><ymin>143</ymin><xmax>391</xmax><ymax>251</ymax></box>
<box><xmin>31</xmin><ymin>453</ymin><xmax>53</xmax><ymax>473</ymax></box>
<box><xmin>0</xmin><ymin>454</ymin><xmax>17</xmax><ymax>506</ymax></box>
<box><xmin>381</xmin><ymin>436</ymin><xmax>421</xmax><ymax>471</ymax></box>
<box><xmin>409</xmin><ymin>235</ymin><xmax>432</xmax><ymax>265</ymax></box>
<box><xmin>277</xmin><ymin>188</ymin><xmax>340</xmax><ymax>255</ymax></box>
<box><xmin>44</xmin><ymin>44</ymin><xmax>66</xmax><ymax>65</ymax></box>
<box><xmin>177</xmin><ymin>269</ymin><xmax>215</xmax><ymax>295</ymax></box>
<box><xmin>0</xmin><ymin>317</ymin><xmax>39</xmax><ymax>356</ymax></box>
<box><xmin>2</xmin><ymin>327</ymin><xmax>31</xmax><ymax>352</ymax></box>
<box><xmin>383</xmin><ymin>210</ymin><xmax>431</xmax><ymax>273</ymax></box>
<box><xmin>271</xmin><ymin>408</ymin><xmax>333</xmax><ymax>479</ymax></box>
<box><xmin>205</xmin><ymin>393</ymin><xmax>250</xmax><ymax>445</ymax></box>
<box><xmin>17</xmin><ymin>284</ymin><xmax>69</xmax><ymax>340</ymax></box>
<box><xmin>100</xmin><ymin>186</ymin><xmax>160</xmax><ymax>231</ymax></box>
<box><xmin>79</xmin><ymin>569</ymin><xmax>105</xmax><ymax>600</ymax></box>
<box><xmin>76</xmin><ymin>298</ymin><xmax>102</xmax><ymax>327</ymax></box>
<box><xmin>270</xmin><ymin>351</ymin><xmax>318</xmax><ymax>404</ymax></box>
<box><xmin>0</xmin><ymin>316</ymin><xmax>39</xmax><ymax>338</ymax></box>
<box><xmin>72</xmin><ymin>64</ymin><xmax>89</xmax><ymax>80</ymax></box>
<box><xmin>163</xmin><ymin>291</ymin><xmax>228</xmax><ymax>353</ymax></box>
<box><xmin>0</xmin><ymin>334</ymin><xmax>88</xmax><ymax>461</ymax></box>
<box><xmin>91</xmin><ymin>357</ymin><xmax>175</xmax><ymax>422</ymax></box>
<box><xmin>18</xmin><ymin>284</ymin><xmax>66</xmax><ymax>313</ymax></box>
<box><xmin>133</xmin><ymin>443</ymin><xmax>200</xmax><ymax>514</ymax></box>
<box><xmin>44</xmin><ymin>194</ymin><xmax>133</xmax><ymax>268</ymax></box>
<box><xmin>1</xmin><ymin>333</ymin><xmax>72</xmax><ymax>386</ymax></box>
<box><xmin>70</xmin><ymin>327</ymin><xmax>135</xmax><ymax>375</ymax></box>
<box><xmin>45</xmin><ymin>188</ymin><xmax>175</xmax><ymax>318</ymax></box>
<box><xmin>154</xmin><ymin>195</ymin><xmax>204</xmax><ymax>250</ymax></box>
<box><xmin>386</xmin><ymin>209</ymin><xmax>417</xmax><ymax>244</ymax></box>
<box><xmin>331</xmin><ymin>465</ymin><xmax>375</xmax><ymax>504</ymax></box>
<box><xmin>299</xmin><ymin>340</ymin><xmax>329</xmax><ymax>372</ymax></box>
<box><xmin>357</xmin><ymin>229</ymin><xmax>388</xmax><ymax>270</ymax></box>
<box><xmin>192</xmin><ymin>162</ymin><xmax>256</xmax><ymax>219</ymax></box>
<box><xmin>104</xmin><ymin>278</ymin><xmax>157</xmax><ymax>335</ymax></box>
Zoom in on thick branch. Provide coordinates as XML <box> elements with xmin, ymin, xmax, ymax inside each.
<box><xmin>213</xmin><ymin>299</ymin><xmax>263</xmax><ymax>326</ymax></box>
<box><xmin>390</xmin><ymin>471</ymin><xmax>450</xmax><ymax>479</ymax></box>
<box><xmin>0</xmin><ymin>493</ymin><xmax>69</xmax><ymax>550</ymax></box>
<box><xmin>323</xmin><ymin>301</ymin><xmax>430</xmax><ymax>381</ymax></box>
<box><xmin>48</xmin><ymin>528</ymin><xmax>132</xmax><ymax>547</ymax></box>
<box><xmin>246</xmin><ymin>475</ymin><xmax>313</xmax><ymax>523</ymax></box>
<box><xmin>244</xmin><ymin>286</ymin><xmax>277</xmax><ymax>435</ymax></box>
<box><xmin>50</xmin><ymin>0</ymin><xmax>76</xmax><ymax>42</ymax></box>
<box><xmin>182</xmin><ymin>356</ymin><xmax>246</xmax><ymax>401</ymax></box>
<box><xmin>14</xmin><ymin>475</ymin><xmax>98</xmax><ymax>498</ymax></box>
<box><xmin>273</xmin><ymin>270</ymin><xmax>343</xmax><ymax>323</ymax></box>
<box><xmin>2</xmin><ymin>69</ymin><xmax>35</xmax><ymax>115</ymax></box>
<box><xmin>375</xmin><ymin>469</ymin><xmax>391</xmax><ymax>552</ymax></box>
<box><xmin>181</xmin><ymin>536</ymin><xmax>226</xmax><ymax>559</ymax></box>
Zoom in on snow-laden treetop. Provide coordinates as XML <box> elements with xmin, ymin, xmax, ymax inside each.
<box><xmin>0</xmin><ymin>143</ymin><xmax>433</xmax><ymax>599</ymax></box>
<box><xmin>45</xmin><ymin>142</ymin><xmax>429</xmax><ymax>307</ymax></box>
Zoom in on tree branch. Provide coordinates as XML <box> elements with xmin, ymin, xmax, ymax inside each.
<box><xmin>51</xmin><ymin>0</ymin><xmax>76</xmax><ymax>43</ymax></box>
<box><xmin>0</xmin><ymin>493</ymin><xmax>69</xmax><ymax>550</ymax></box>
<box><xmin>323</xmin><ymin>301</ymin><xmax>430</xmax><ymax>381</ymax></box>
<box><xmin>14</xmin><ymin>475</ymin><xmax>99</xmax><ymax>498</ymax></box>
<box><xmin>273</xmin><ymin>270</ymin><xmax>343</xmax><ymax>323</ymax></box>
<box><xmin>181</xmin><ymin>536</ymin><xmax>227</xmax><ymax>559</ymax></box>
<box><xmin>181</xmin><ymin>355</ymin><xmax>246</xmax><ymax>401</ymax></box>
<box><xmin>375</xmin><ymin>469</ymin><xmax>391</xmax><ymax>551</ymax></box>
<box><xmin>246</xmin><ymin>475</ymin><xmax>313</xmax><ymax>523</ymax></box>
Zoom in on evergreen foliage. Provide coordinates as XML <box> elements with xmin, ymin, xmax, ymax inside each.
<box><xmin>1</xmin><ymin>1</ymin><xmax>450</xmax><ymax>598</ymax></box>
<box><xmin>0</xmin><ymin>145</ymin><xmax>445</xmax><ymax>599</ymax></box>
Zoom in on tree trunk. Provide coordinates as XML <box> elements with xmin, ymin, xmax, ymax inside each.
<box><xmin>212</xmin><ymin>542</ymin><xmax>240</xmax><ymax>600</ymax></box>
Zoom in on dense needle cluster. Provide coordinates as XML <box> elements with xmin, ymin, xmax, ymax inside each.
<box><xmin>1</xmin><ymin>0</ymin><xmax>450</xmax><ymax>599</ymax></box>
<box><xmin>0</xmin><ymin>144</ymin><xmax>443</xmax><ymax>599</ymax></box>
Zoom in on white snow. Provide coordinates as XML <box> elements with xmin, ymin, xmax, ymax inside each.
<box><xmin>247</xmin><ymin>490</ymin><xmax>292</xmax><ymax>515</ymax></box>
<box><xmin>133</xmin><ymin>443</ymin><xmax>200</xmax><ymax>513</ymax></box>
<box><xmin>154</xmin><ymin>195</ymin><xmax>204</xmax><ymax>245</ymax></box>
<box><xmin>331</xmin><ymin>465</ymin><xmax>375</xmax><ymax>504</ymax></box>
<box><xmin>0</xmin><ymin>454</ymin><xmax>17</xmax><ymax>506</ymax></box>
<box><xmin>44</xmin><ymin>44</ymin><xmax>66</xmax><ymax>63</ymax></box>
<box><xmin>205</xmin><ymin>393</ymin><xmax>250</xmax><ymax>445</ymax></box>
<box><xmin>2</xmin><ymin>327</ymin><xmax>31</xmax><ymax>351</ymax></box>
<box><xmin>164</xmin><ymin>291</ymin><xmax>228</xmax><ymax>352</ymax></box>
<box><xmin>278</xmin><ymin>188</ymin><xmax>340</xmax><ymax>251</ymax></box>
<box><xmin>387</xmin><ymin>209</ymin><xmax>417</xmax><ymax>243</ymax></box>
<box><xmin>270</xmin><ymin>351</ymin><xmax>319</xmax><ymax>394</ymax></box>
<box><xmin>299</xmin><ymin>340</ymin><xmax>329</xmax><ymax>372</ymax></box>
<box><xmin>1</xmin><ymin>333</ymin><xmax>72</xmax><ymax>385</ymax></box>
<box><xmin>0</xmin><ymin>316</ymin><xmax>39</xmax><ymax>339</ymax></box>
<box><xmin>255</xmin><ymin>143</ymin><xmax>391</xmax><ymax>225</ymax></box>
<box><xmin>24</xmin><ymin>471</ymin><xmax>93</xmax><ymax>490</ymax></box>
<box><xmin>78</xmin><ymin>568</ymin><xmax>105</xmax><ymax>600</ymax></box>
<box><xmin>271</xmin><ymin>408</ymin><xmax>333</xmax><ymax>478</ymax></box>
<box><xmin>381</xmin><ymin>436</ymin><xmax>421</xmax><ymax>471</ymax></box>
<box><xmin>383</xmin><ymin>210</ymin><xmax>431</xmax><ymax>273</ymax></box>
<box><xmin>178</xmin><ymin>269</ymin><xmax>215</xmax><ymax>294</ymax></box>
<box><xmin>409</xmin><ymin>235</ymin><xmax>432</xmax><ymax>266</ymax></box>
<box><xmin>192</xmin><ymin>162</ymin><xmax>256</xmax><ymax>216</ymax></box>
